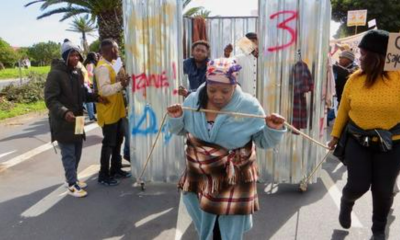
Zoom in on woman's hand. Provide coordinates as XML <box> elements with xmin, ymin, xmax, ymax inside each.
<box><xmin>167</xmin><ymin>104</ymin><xmax>183</xmax><ymax>118</ymax></box>
<box><xmin>265</xmin><ymin>113</ymin><xmax>285</xmax><ymax>130</ymax></box>
<box><xmin>328</xmin><ymin>137</ymin><xmax>339</xmax><ymax>150</ymax></box>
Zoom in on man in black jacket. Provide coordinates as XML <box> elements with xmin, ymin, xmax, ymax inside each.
<box><xmin>45</xmin><ymin>40</ymin><xmax>106</xmax><ymax>198</ymax></box>
<box><xmin>333</xmin><ymin>50</ymin><xmax>359</xmax><ymax>104</ymax></box>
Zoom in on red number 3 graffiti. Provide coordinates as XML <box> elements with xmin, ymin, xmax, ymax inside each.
<box><xmin>268</xmin><ymin>10</ymin><xmax>298</xmax><ymax>52</ymax></box>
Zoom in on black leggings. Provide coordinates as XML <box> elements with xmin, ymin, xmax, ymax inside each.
<box><xmin>342</xmin><ymin>137</ymin><xmax>400</xmax><ymax>233</ymax></box>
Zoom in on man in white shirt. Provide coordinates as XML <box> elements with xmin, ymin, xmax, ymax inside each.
<box><xmin>234</xmin><ymin>33</ymin><xmax>258</xmax><ymax>97</ymax></box>
<box><xmin>95</xmin><ymin>39</ymin><xmax>131</xmax><ymax>186</ymax></box>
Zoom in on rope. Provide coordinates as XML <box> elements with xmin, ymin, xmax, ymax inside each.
<box><xmin>181</xmin><ymin>106</ymin><xmax>330</xmax><ymax>150</ymax></box>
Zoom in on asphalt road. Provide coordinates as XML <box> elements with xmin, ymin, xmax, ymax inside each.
<box><xmin>0</xmin><ymin>115</ymin><xmax>399</xmax><ymax>240</ymax></box>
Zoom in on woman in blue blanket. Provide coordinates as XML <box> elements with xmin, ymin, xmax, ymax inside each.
<box><xmin>167</xmin><ymin>58</ymin><xmax>286</xmax><ymax>240</ymax></box>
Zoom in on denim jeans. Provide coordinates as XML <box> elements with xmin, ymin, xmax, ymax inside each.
<box><xmin>84</xmin><ymin>84</ymin><xmax>95</xmax><ymax>120</ymax></box>
<box><xmin>58</xmin><ymin>140</ymin><xmax>83</xmax><ymax>186</ymax></box>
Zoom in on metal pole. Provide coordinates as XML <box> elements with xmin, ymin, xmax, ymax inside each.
<box><xmin>18</xmin><ymin>60</ymin><xmax>22</xmax><ymax>84</ymax></box>
<box><xmin>355</xmin><ymin>25</ymin><xmax>358</xmax><ymax>35</ymax></box>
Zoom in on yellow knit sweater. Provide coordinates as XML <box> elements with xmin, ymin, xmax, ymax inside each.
<box><xmin>331</xmin><ymin>70</ymin><xmax>400</xmax><ymax>140</ymax></box>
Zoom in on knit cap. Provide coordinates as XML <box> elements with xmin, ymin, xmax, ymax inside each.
<box><xmin>339</xmin><ymin>50</ymin><xmax>355</xmax><ymax>62</ymax></box>
<box><xmin>61</xmin><ymin>39</ymin><xmax>83</xmax><ymax>63</ymax></box>
<box><xmin>358</xmin><ymin>30</ymin><xmax>389</xmax><ymax>56</ymax></box>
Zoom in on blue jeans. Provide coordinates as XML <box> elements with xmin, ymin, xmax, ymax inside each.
<box><xmin>58</xmin><ymin>140</ymin><xmax>83</xmax><ymax>186</ymax></box>
<box><xmin>84</xmin><ymin>84</ymin><xmax>95</xmax><ymax>120</ymax></box>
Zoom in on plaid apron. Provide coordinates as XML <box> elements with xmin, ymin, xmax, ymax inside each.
<box><xmin>178</xmin><ymin>134</ymin><xmax>259</xmax><ymax>215</ymax></box>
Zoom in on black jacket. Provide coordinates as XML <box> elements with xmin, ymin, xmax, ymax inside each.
<box><xmin>333</xmin><ymin>63</ymin><xmax>358</xmax><ymax>104</ymax></box>
<box><xmin>45</xmin><ymin>59</ymin><xmax>98</xmax><ymax>143</ymax></box>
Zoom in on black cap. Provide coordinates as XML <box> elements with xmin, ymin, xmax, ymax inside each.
<box><xmin>358</xmin><ymin>30</ymin><xmax>389</xmax><ymax>56</ymax></box>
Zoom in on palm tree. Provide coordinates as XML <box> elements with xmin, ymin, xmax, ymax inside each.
<box><xmin>25</xmin><ymin>0</ymin><xmax>123</xmax><ymax>45</ymax></box>
<box><xmin>183</xmin><ymin>0</ymin><xmax>211</xmax><ymax>18</ymax></box>
<box><xmin>67</xmin><ymin>15</ymin><xmax>97</xmax><ymax>54</ymax></box>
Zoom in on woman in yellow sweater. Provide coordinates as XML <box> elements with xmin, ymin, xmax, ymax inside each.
<box><xmin>328</xmin><ymin>30</ymin><xmax>400</xmax><ymax>240</ymax></box>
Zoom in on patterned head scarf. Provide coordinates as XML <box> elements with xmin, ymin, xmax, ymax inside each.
<box><xmin>206</xmin><ymin>58</ymin><xmax>242</xmax><ymax>85</ymax></box>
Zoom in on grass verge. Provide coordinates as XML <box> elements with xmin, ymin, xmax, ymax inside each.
<box><xmin>0</xmin><ymin>66</ymin><xmax>50</xmax><ymax>80</ymax></box>
<box><xmin>0</xmin><ymin>101</ymin><xmax>46</xmax><ymax>121</ymax></box>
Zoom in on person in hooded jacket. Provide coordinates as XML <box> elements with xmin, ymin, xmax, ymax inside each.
<box><xmin>45</xmin><ymin>40</ymin><xmax>107</xmax><ymax>198</ymax></box>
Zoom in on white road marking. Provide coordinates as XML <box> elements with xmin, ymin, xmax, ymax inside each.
<box><xmin>320</xmin><ymin>169</ymin><xmax>363</xmax><ymax>228</ymax></box>
<box><xmin>175</xmin><ymin>195</ymin><xmax>192</xmax><ymax>240</ymax></box>
<box><xmin>0</xmin><ymin>150</ymin><xmax>17</xmax><ymax>159</ymax></box>
<box><xmin>134</xmin><ymin>208</ymin><xmax>174</xmax><ymax>228</ymax></box>
<box><xmin>21</xmin><ymin>165</ymin><xmax>99</xmax><ymax>218</ymax></box>
<box><xmin>0</xmin><ymin>123</ymin><xmax>99</xmax><ymax>173</ymax></box>
<box><xmin>332</xmin><ymin>162</ymin><xmax>344</xmax><ymax>174</ymax></box>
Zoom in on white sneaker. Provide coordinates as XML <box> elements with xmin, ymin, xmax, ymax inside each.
<box><xmin>65</xmin><ymin>181</ymin><xmax>87</xmax><ymax>189</ymax></box>
<box><xmin>68</xmin><ymin>184</ymin><xmax>87</xmax><ymax>198</ymax></box>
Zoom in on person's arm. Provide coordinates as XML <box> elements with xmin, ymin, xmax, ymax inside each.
<box><xmin>44</xmin><ymin>71</ymin><xmax>70</xmax><ymax>120</ymax></box>
<box><xmin>95</xmin><ymin>66</ymin><xmax>123</xmax><ymax>96</ymax></box>
<box><xmin>252</xmin><ymin>116</ymin><xmax>287</xmax><ymax>149</ymax></box>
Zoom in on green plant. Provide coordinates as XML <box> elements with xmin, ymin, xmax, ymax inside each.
<box><xmin>0</xmin><ymin>97</ymin><xmax>14</xmax><ymax>111</ymax></box>
<box><xmin>27</xmin><ymin>41</ymin><xmax>60</xmax><ymax>66</ymax></box>
<box><xmin>67</xmin><ymin>15</ymin><xmax>97</xmax><ymax>54</ymax></box>
<box><xmin>0</xmin><ymin>38</ymin><xmax>18</xmax><ymax>68</ymax></box>
<box><xmin>3</xmin><ymin>73</ymin><xmax>46</xmax><ymax>104</ymax></box>
<box><xmin>25</xmin><ymin>0</ymin><xmax>123</xmax><ymax>46</ymax></box>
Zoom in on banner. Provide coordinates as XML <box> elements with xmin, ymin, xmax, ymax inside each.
<box><xmin>384</xmin><ymin>33</ymin><xmax>400</xmax><ymax>71</ymax></box>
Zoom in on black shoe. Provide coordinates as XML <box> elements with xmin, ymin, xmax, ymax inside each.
<box><xmin>98</xmin><ymin>175</ymin><xmax>120</xmax><ymax>186</ymax></box>
<box><xmin>111</xmin><ymin>169</ymin><xmax>132</xmax><ymax>179</ymax></box>
<box><xmin>372</xmin><ymin>232</ymin><xmax>386</xmax><ymax>240</ymax></box>
<box><xmin>339</xmin><ymin>200</ymin><xmax>352</xmax><ymax>229</ymax></box>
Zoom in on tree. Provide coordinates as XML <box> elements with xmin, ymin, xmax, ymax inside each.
<box><xmin>25</xmin><ymin>0</ymin><xmax>123</xmax><ymax>45</ymax></box>
<box><xmin>27</xmin><ymin>41</ymin><xmax>61</xmax><ymax>66</ymax></box>
<box><xmin>67</xmin><ymin>15</ymin><xmax>97</xmax><ymax>54</ymax></box>
<box><xmin>183</xmin><ymin>0</ymin><xmax>211</xmax><ymax>18</ymax></box>
<box><xmin>89</xmin><ymin>39</ymin><xmax>100</xmax><ymax>53</ymax></box>
<box><xmin>332</xmin><ymin>0</ymin><xmax>400</xmax><ymax>38</ymax></box>
<box><xmin>0</xmin><ymin>38</ymin><xmax>18</xmax><ymax>68</ymax></box>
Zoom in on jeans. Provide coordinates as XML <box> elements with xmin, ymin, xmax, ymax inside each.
<box><xmin>342</xmin><ymin>137</ymin><xmax>400</xmax><ymax>233</ymax></box>
<box><xmin>84</xmin><ymin>84</ymin><xmax>95</xmax><ymax>120</ymax></box>
<box><xmin>100</xmin><ymin>119</ymin><xmax>124</xmax><ymax>177</ymax></box>
<box><xmin>58</xmin><ymin>140</ymin><xmax>83</xmax><ymax>186</ymax></box>
<box><xmin>122</xmin><ymin>117</ymin><xmax>130</xmax><ymax>161</ymax></box>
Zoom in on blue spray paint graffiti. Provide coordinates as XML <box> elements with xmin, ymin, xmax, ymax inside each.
<box><xmin>131</xmin><ymin>105</ymin><xmax>173</xmax><ymax>144</ymax></box>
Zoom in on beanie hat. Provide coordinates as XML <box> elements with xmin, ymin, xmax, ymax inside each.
<box><xmin>61</xmin><ymin>39</ymin><xmax>83</xmax><ymax>63</ymax></box>
<box><xmin>339</xmin><ymin>50</ymin><xmax>355</xmax><ymax>62</ymax></box>
<box><xmin>206</xmin><ymin>58</ymin><xmax>242</xmax><ymax>85</ymax></box>
<box><xmin>358</xmin><ymin>30</ymin><xmax>389</xmax><ymax>56</ymax></box>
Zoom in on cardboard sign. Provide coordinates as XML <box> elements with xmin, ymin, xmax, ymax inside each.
<box><xmin>347</xmin><ymin>10</ymin><xmax>367</xmax><ymax>27</ymax></box>
<box><xmin>75</xmin><ymin>116</ymin><xmax>85</xmax><ymax>135</ymax></box>
<box><xmin>384</xmin><ymin>33</ymin><xmax>400</xmax><ymax>71</ymax></box>
<box><xmin>368</xmin><ymin>19</ymin><xmax>377</xmax><ymax>28</ymax></box>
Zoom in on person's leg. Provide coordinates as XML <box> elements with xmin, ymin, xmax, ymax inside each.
<box><xmin>218</xmin><ymin>214</ymin><xmax>252</xmax><ymax>240</ymax></box>
<box><xmin>371</xmin><ymin>142</ymin><xmax>400</xmax><ymax>237</ymax></box>
<box><xmin>110</xmin><ymin>120</ymin><xmax>131</xmax><ymax>178</ymax></box>
<box><xmin>74</xmin><ymin>139</ymin><xmax>83</xmax><ymax>171</ymax></box>
<box><xmin>340</xmin><ymin>137</ymin><xmax>373</xmax><ymax>228</ymax></box>
<box><xmin>58</xmin><ymin>142</ymin><xmax>78</xmax><ymax>186</ymax></box>
<box><xmin>122</xmin><ymin>117</ymin><xmax>130</xmax><ymax>162</ymax></box>
<box><xmin>182</xmin><ymin>192</ymin><xmax>217</xmax><ymax>240</ymax></box>
<box><xmin>86</xmin><ymin>102</ymin><xmax>96</xmax><ymax>120</ymax></box>
<box><xmin>99</xmin><ymin>123</ymin><xmax>119</xmax><ymax>185</ymax></box>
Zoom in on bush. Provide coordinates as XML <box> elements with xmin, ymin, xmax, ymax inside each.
<box><xmin>3</xmin><ymin>72</ymin><xmax>46</xmax><ymax>104</ymax></box>
<box><xmin>0</xmin><ymin>97</ymin><xmax>14</xmax><ymax>111</ymax></box>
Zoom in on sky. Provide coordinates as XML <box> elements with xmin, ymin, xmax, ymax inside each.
<box><xmin>0</xmin><ymin>0</ymin><xmax>340</xmax><ymax>48</ymax></box>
